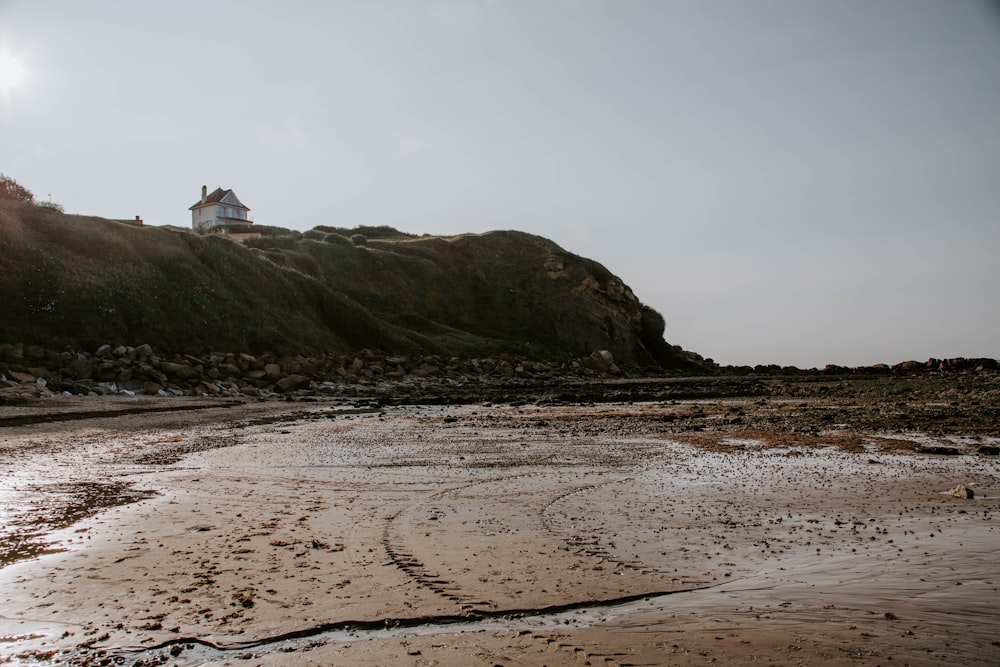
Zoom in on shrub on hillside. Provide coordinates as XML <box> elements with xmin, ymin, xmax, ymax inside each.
<box><xmin>0</xmin><ymin>173</ymin><xmax>33</xmax><ymax>204</ymax></box>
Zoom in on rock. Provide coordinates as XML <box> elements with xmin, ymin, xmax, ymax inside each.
<box><xmin>135</xmin><ymin>365</ymin><xmax>167</xmax><ymax>385</ymax></box>
<box><xmin>160</xmin><ymin>361</ymin><xmax>196</xmax><ymax>378</ymax></box>
<box><xmin>7</xmin><ymin>370</ymin><xmax>36</xmax><ymax>384</ymax></box>
<box><xmin>276</xmin><ymin>374</ymin><xmax>311</xmax><ymax>392</ymax></box>
<box><xmin>66</xmin><ymin>357</ymin><xmax>95</xmax><ymax>380</ymax></box>
<box><xmin>278</xmin><ymin>356</ymin><xmax>303</xmax><ymax>375</ymax></box>
<box><xmin>134</xmin><ymin>343</ymin><xmax>154</xmax><ymax>358</ymax></box>
<box><xmin>264</xmin><ymin>363</ymin><xmax>282</xmax><ymax>382</ymax></box>
<box><xmin>3</xmin><ymin>343</ymin><xmax>25</xmax><ymax>363</ymax></box>
<box><xmin>585</xmin><ymin>350</ymin><xmax>614</xmax><ymax>372</ymax></box>
<box><xmin>198</xmin><ymin>381</ymin><xmax>222</xmax><ymax>395</ymax></box>
<box><xmin>893</xmin><ymin>360</ymin><xmax>923</xmax><ymax>372</ymax></box>
<box><xmin>947</xmin><ymin>485</ymin><xmax>974</xmax><ymax>499</ymax></box>
<box><xmin>0</xmin><ymin>383</ymin><xmax>44</xmax><ymax>403</ymax></box>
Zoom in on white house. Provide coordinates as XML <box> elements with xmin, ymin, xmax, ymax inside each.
<box><xmin>190</xmin><ymin>185</ymin><xmax>252</xmax><ymax>230</ymax></box>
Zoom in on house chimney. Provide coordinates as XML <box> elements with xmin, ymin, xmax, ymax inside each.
<box><xmin>201</xmin><ymin>185</ymin><xmax>207</xmax><ymax>204</ymax></box>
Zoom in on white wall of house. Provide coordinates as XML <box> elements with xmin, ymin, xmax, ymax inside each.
<box><xmin>192</xmin><ymin>207</ymin><xmax>216</xmax><ymax>229</ymax></box>
<box><xmin>192</xmin><ymin>205</ymin><xmax>249</xmax><ymax>229</ymax></box>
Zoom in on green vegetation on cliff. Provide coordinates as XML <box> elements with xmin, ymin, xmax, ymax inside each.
<box><xmin>0</xmin><ymin>201</ymin><xmax>702</xmax><ymax>370</ymax></box>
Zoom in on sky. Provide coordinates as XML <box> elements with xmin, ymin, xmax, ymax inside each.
<box><xmin>1</xmin><ymin>0</ymin><xmax>998</xmax><ymax>368</ymax></box>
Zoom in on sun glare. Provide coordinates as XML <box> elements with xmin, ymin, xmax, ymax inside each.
<box><xmin>0</xmin><ymin>49</ymin><xmax>27</xmax><ymax>96</ymax></box>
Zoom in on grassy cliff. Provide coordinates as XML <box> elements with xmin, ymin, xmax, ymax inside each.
<box><xmin>0</xmin><ymin>202</ymin><xmax>702</xmax><ymax>370</ymax></box>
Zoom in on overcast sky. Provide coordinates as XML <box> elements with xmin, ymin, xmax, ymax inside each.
<box><xmin>2</xmin><ymin>0</ymin><xmax>998</xmax><ymax>367</ymax></box>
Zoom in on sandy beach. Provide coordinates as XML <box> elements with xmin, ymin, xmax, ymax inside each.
<box><xmin>1</xmin><ymin>388</ymin><xmax>998</xmax><ymax>666</ymax></box>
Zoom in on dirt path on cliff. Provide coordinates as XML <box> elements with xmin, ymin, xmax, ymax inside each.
<box><xmin>0</xmin><ymin>395</ymin><xmax>997</xmax><ymax>665</ymax></box>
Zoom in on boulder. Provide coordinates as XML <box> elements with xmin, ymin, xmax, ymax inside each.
<box><xmin>134</xmin><ymin>364</ymin><xmax>167</xmax><ymax>385</ymax></box>
<box><xmin>66</xmin><ymin>357</ymin><xmax>95</xmax><ymax>381</ymax></box>
<box><xmin>276</xmin><ymin>374</ymin><xmax>311</xmax><ymax>392</ymax></box>
<box><xmin>2</xmin><ymin>343</ymin><xmax>25</xmax><ymax>363</ymax></box>
<box><xmin>893</xmin><ymin>360</ymin><xmax>923</xmax><ymax>372</ymax></box>
<box><xmin>7</xmin><ymin>370</ymin><xmax>36</xmax><ymax>384</ymax></box>
<box><xmin>585</xmin><ymin>350</ymin><xmax>614</xmax><ymax>372</ymax></box>
<box><xmin>143</xmin><ymin>382</ymin><xmax>164</xmax><ymax>395</ymax></box>
<box><xmin>160</xmin><ymin>361</ymin><xmax>196</xmax><ymax>378</ymax></box>
<box><xmin>0</xmin><ymin>382</ymin><xmax>44</xmax><ymax>403</ymax></box>
<box><xmin>198</xmin><ymin>381</ymin><xmax>221</xmax><ymax>395</ymax></box>
<box><xmin>278</xmin><ymin>356</ymin><xmax>303</xmax><ymax>375</ymax></box>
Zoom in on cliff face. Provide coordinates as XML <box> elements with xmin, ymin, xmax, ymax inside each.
<box><xmin>0</xmin><ymin>203</ymin><xmax>702</xmax><ymax>370</ymax></box>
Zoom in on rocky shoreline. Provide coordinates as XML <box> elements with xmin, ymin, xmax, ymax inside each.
<box><xmin>0</xmin><ymin>343</ymin><xmax>624</xmax><ymax>402</ymax></box>
<box><xmin>3</xmin><ymin>342</ymin><xmax>997</xmax><ymax>405</ymax></box>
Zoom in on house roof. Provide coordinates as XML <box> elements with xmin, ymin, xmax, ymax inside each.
<box><xmin>189</xmin><ymin>187</ymin><xmax>250</xmax><ymax>211</ymax></box>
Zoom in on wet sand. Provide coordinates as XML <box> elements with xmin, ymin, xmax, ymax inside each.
<box><xmin>1</xmin><ymin>395</ymin><xmax>998</xmax><ymax>665</ymax></box>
